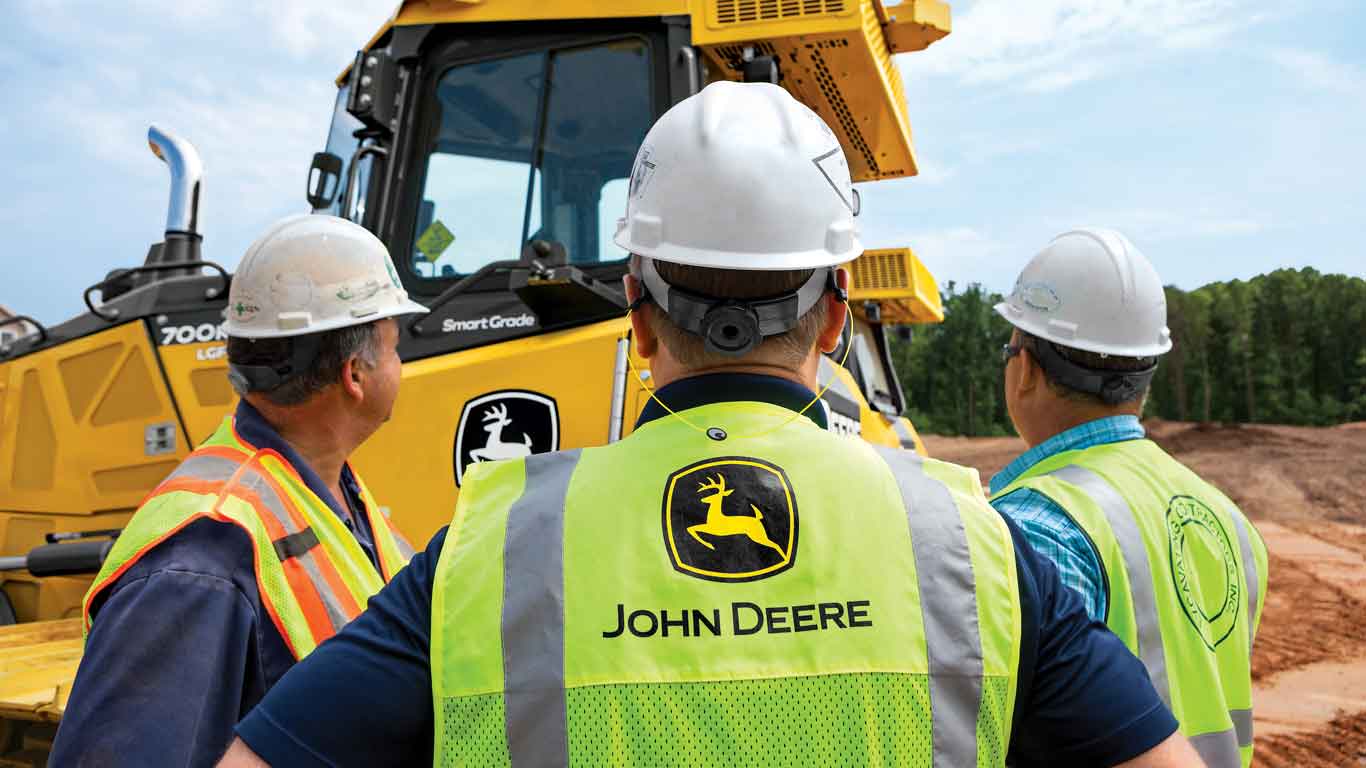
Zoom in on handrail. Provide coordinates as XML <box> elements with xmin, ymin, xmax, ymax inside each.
<box><xmin>83</xmin><ymin>260</ymin><xmax>230</xmax><ymax>321</ymax></box>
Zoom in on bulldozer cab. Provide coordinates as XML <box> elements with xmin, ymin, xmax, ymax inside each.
<box><xmin>349</xmin><ymin>31</ymin><xmax>652</xmax><ymax>275</ymax></box>
<box><xmin>315</xmin><ymin>19</ymin><xmax>675</xmax><ymax>353</ymax></box>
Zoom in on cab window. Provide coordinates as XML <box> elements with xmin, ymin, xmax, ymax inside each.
<box><xmin>411</xmin><ymin>39</ymin><xmax>652</xmax><ymax>278</ymax></box>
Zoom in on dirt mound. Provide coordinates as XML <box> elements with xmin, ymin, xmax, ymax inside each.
<box><xmin>1143</xmin><ymin>420</ymin><xmax>1366</xmax><ymax>524</ymax></box>
<box><xmin>1256</xmin><ymin>710</ymin><xmax>1366</xmax><ymax>767</ymax></box>
<box><xmin>1253</xmin><ymin>552</ymin><xmax>1366</xmax><ymax>681</ymax></box>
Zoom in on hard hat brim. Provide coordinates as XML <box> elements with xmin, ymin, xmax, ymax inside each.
<box><xmin>226</xmin><ymin>297</ymin><xmax>429</xmax><ymax>339</ymax></box>
<box><xmin>621</xmin><ymin>238</ymin><xmax>863</xmax><ymax>272</ymax></box>
<box><xmin>993</xmin><ymin>302</ymin><xmax>1174</xmax><ymax>358</ymax></box>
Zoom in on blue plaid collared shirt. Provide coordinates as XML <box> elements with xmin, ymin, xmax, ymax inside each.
<box><xmin>989</xmin><ymin>415</ymin><xmax>1147</xmax><ymax>622</ymax></box>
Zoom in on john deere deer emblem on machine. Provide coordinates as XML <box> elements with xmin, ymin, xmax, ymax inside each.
<box><xmin>453</xmin><ymin>390</ymin><xmax>559</xmax><ymax>485</ymax></box>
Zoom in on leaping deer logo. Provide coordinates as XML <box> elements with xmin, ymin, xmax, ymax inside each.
<box><xmin>468</xmin><ymin>403</ymin><xmax>533</xmax><ymax>463</ymax></box>
<box><xmin>688</xmin><ymin>474</ymin><xmax>786</xmax><ymax>557</ymax></box>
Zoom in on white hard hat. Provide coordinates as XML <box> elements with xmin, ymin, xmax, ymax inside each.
<box><xmin>613</xmin><ymin>80</ymin><xmax>861</xmax><ymax>271</ymax></box>
<box><xmin>225</xmin><ymin>214</ymin><xmax>427</xmax><ymax>339</ymax></box>
<box><xmin>994</xmin><ymin>228</ymin><xmax>1173</xmax><ymax>358</ymax></box>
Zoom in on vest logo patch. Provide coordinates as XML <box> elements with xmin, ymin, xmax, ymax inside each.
<box><xmin>1166</xmin><ymin>494</ymin><xmax>1241</xmax><ymax>650</ymax></box>
<box><xmin>453</xmin><ymin>390</ymin><xmax>558</xmax><ymax>486</ymax></box>
<box><xmin>663</xmin><ymin>458</ymin><xmax>797</xmax><ymax>582</ymax></box>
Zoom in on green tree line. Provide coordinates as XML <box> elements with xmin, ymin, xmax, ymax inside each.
<box><xmin>891</xmin><ymin>268</ymin><xmax>1366</xmax><ymax>436</ymax></box>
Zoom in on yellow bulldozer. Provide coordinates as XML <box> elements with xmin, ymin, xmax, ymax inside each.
<box><xmin>0</xmin><ymin>0</ymin><xmax>950</xmax><ymax>761</ymax></box>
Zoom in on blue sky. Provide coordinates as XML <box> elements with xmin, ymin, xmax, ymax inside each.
<box><xmin>4</xmin><ymin>0</ymin><xmax>1364</xmax><ymax>325</ymax></box>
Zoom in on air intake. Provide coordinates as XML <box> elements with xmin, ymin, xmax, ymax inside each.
<box><xmin>714</xmin><ymin>0</ymin><xmax>846</xmax><ymax>25</ymax></box>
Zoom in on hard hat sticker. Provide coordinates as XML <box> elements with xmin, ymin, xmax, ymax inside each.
<box><xmin>336</xmin><ymin>278</ymin><xmax>383</xmax><ymax>302</ymax></box>
<box><xmin>416</xmin><ymin>220</ymin><xmax>455</xmax><ymax>263</ymax></box>
<box><xmin>811</xmin><ymin>148</ymin><xmax>855</xmax><ymax>215</ymax></box>
<box><xmin>628</xmin><ymin>144</ymin><xmax>656</xmax><ymax>200</ymax></box>
<box><xmin>1016</xmin><ymin>282</ymin><xmax>1062</xmax><ymax>313</ymax></box>
<box><xmin>230</xmin><ymin>297</ymin><xmax>261</xmax><ymax>322</ymax></box>
<box><xmin>453</xmin><ymin>390</ymin><xmax>559</xmax><ymax>486</ymax></box>
<box><xmin>663</xmin><ymin>457</ymin><xmax>798</xmax><ymax>582</ymax></box>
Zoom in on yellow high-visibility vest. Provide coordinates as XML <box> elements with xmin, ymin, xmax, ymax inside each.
<box><xmin>432</xmin><ymin>400</ymin><xmax>1023</xmax><ymax>766</ymax></box>
<box><xmin>85</xmin><ymin>415</ymin><xmax>414</xmax><ymax>659</ymax></box>
<box><xmin>994</xmin><ymin>438</ymin><xmax>1268</xmax><ymax>768</ymax></box>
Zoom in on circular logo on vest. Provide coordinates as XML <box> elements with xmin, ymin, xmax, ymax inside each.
<box><xmin>1166</xmin><ymin>495</ymin><xmax>1240</xmax><ymax>650</ymax></box>
<box><xmin>662</xmin><ymin>457</ymin><xmax>797</xmax><ymax>582</ymax></box>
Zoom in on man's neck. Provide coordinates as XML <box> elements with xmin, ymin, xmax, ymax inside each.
<box><xmin>246</xmin><ymin>396</ymin><xmax>357</xmax><ymax>497</ymax></box>
<box><xmin>1025</xmin><ymin>404</ymin><xmax>1138</xmax><ymax>449</ymax></box>
<box><xmin>647</xmin><ymin>354</ymin><xmax>820</xmax><ymax>393</ymax></box>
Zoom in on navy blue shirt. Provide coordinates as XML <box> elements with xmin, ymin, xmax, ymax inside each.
<box><xmin>50</xmin><ymin>401</ymin><xmax>380</xmax><ymax>768</ymax></box>
<box><xmin>237</xmin><ymin>375</ymin><xmax>1177</xmax><ymax>767</ymax></box>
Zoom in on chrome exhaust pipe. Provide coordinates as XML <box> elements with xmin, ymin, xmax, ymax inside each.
<box><xmin>147</xmin><ymin>124</ymin><xmax>203</xmax><ymax>236</ymax></box>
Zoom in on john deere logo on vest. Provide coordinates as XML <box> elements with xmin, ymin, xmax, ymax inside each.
<box><xmin>453</xmin><ymin>390</ymin><xmax>558</xmax><ymax>486</ymax></box>
<box><xmin>663</xmin><ymin>458</ymin><xmax>797</xmax><ymax>582</ymax></box>
<box><xmin>1166</xmin><ymin>495</ymin><xmax>1241</xmax><ymax>650</ymax></box>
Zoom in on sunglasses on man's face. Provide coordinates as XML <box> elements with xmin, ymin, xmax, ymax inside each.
<box><xmin>1001</xmin><ymin>342</ymin><xmax>1025</xmax><ymax>365</ymax></box>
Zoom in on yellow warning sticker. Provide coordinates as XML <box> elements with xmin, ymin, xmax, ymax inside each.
<box><xmin>416</xmin><ymin>220</ymin><xmax>455</xmax><ymax>262</ymax></box>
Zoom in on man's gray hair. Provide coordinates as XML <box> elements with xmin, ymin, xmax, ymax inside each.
<box><xmin>226</xmin><ymin>323</ymin><xmax>379</xmax><ymax>406</ymax></box>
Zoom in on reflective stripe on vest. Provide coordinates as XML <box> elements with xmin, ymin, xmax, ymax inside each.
<box><xmin>501</xmin><ymin>450</ymin><xmax>581</xmax><ymax>767</ymax></box>
<box><xmin>1047</xmin><ymin>464</ymin><xmax>1256</xmax><ymax>764</ymax></box>
<box><xmin>1048</xmin><ymin>465</ymin><xmax>1171</xmax><ymax>708</ymax></box>
<box><xmin>218</xmin><ymin>414</ymin><xmax>409</xmax><ymax>563</ymax></box>
<box><xmin>1229</xmin><ymin>512</ymin><xmax>1260</xmax><ymax>651</ymax></box>
<box><xmin>874</xmin><ymin>446</ymin><xmax>983</xmax><ymax>768</ymax></box>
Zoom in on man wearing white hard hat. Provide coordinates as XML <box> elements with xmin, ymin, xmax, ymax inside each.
<box><xmin>990</xmin><ymin>228</ymin><xmax>1270</xmax><ymax>768</ymax></box>
<box><xmin>52</xmin><ymin>215</ymin><xmax>427</xmax><ymax>766</ymax></box>
<box><xmin>219</xmin><ymin>84</ymin><xmax>1198</xmax><ymax>767</ymax></box>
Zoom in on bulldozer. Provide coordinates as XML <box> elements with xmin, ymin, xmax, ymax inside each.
<box><xmin>0</xmin><ymin>0</ymin><xmax>950</xmax><ymax>761</ymax></box>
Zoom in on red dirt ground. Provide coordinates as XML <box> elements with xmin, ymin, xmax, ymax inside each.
<box><xmin>924</xmin><ymin>420</ymin><xmax>1366</xmax><ymax>767</ymax></box>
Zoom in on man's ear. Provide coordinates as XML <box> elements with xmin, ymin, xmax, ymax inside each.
<box><xmin>339</xmin><ymin>354</ymin><xmax>366</xmax><ymax>402</ymax></box>
<box><xmin>816</xmin><ymin>268</ymin><xmax>850</xmax><ymax>354</ymax></box>
<box><xmin>623</xmin><ymin>274</ymin><xmax>658</xmax><ymax>359</ymax></box>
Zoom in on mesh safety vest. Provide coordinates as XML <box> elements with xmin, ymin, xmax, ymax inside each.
<box><xmin>993</xmin><ymin>438</ymin><xmax>1268</xmax><ymax>768</ymax></box>
<box><xmin>84</xmin><ymin>415</ymin><xmax>415</xmax><ymax>659</ymax></box>
<box><xmin>432</xmin><ymin>401</ymin><xmax>1023</xmax><ymax>767</ymax></box>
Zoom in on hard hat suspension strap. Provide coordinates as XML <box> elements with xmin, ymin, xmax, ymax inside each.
<box><xmin>227</xmin><ymin>333</ymin><xmax>325</xmax><ymax>394</ymax></box>
<box><xmin>634</xmin><ymin>258</ymin><xmax>840</xmax><ymax>358</ymax></box>
<box><xmin>1027</xmin><ymin>335</ymin><xmax>1158</xmax><ymax>405</ymax></box>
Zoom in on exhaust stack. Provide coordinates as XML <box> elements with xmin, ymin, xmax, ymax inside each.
<box><xmin>145</xmin><ymin>124</ymin><xmax>203</xmax><ymax>267</ymax></box>
<box><xmin>148</xmin><ymin>124</ymin><xmax>202</xmax><ymax>235</ymax></box>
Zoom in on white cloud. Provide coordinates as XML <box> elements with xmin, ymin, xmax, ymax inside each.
<box><xmin>253</xmin><ymin>0</ymin><xmax>394</xmax><ymax>61</ymax></box>
<box><xmin>1267</xmin><ymin>48</ymin><xmax>1364</xmax><ymax>94</ymax></box>
<box><xmin>902</xmin><ymin>0</ymin><xmax>1261</xmax><ymax>92</ymax></box>
<box><xmin>1023</xmin><ymin>61</ymin><xmax>1104</xmax><ymax>93</ymax></box>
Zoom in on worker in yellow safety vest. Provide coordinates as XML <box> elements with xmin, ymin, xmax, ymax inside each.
<box><xmin>217</xmin><ymin>83</ymin><xmax>1202</xmax><ymax>767</ymax></box>
<box><xmin>989</xmin><ymin>228</ymin><xmax>1270</xmax><ymax>768</ymax></box>
<box><xmin>51</xmin><ymin>215</ymin><xmax>427</xmax><ymax>766</ymax></box>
